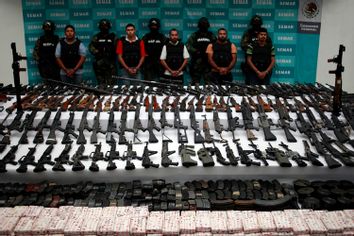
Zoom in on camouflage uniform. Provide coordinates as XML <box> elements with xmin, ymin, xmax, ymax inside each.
<box><xmin>89</xmin><ymin>19</ymin><xmax>117</xmax><ymax>86</ymax></box>
<box><xmin>186</xmin><ymin>17</ymin><xmax>216</xmax><ymax>85</ymax></box>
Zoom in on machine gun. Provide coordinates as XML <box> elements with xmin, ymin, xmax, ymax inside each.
<box><xmin>142</xmin><ymin>142</ymin><xmax>159</xmax><ymax>168</ymax></box>
<box><xmin>159</xmin><ymin>102</ymin><xmax>173</xmax><ymax>141</ymax></box>
<box><xmin>45</xmin><ymin>109</ymin><xmax>63</xmax><ymax>144</ymax></box>
<box><xmin>16</xmin><ymin>144</ymin><xmax>38</xmax><ymax>173</ymax></box>
<box><xmin>161</xmin><ymin>140</ymin><xmax>178</xmax><ymax>167</ymax></box>
<box><xmin>208</xmin><ymin>141</ymin><xmax>230</xmax><ymax>166</ymax></box>
<box><xmin>179</xmin><ymin>95</ymin><xmax>189</xmax><ymax>112</ymax></box>
<box><xmin>179</xmin><ymin>143</ymin><xmax>197</xmax><ymax>167</ymax></box>
<box><xmin>104</xmin><ymin>138</ymin><xmax>120</xmax><ymax>170</ymax></box>
<box><xmin>328</xmin><ymin>44</ymin><xmax>345</xmax><ymax>116</ymax></box>
<box><xmin>197</xmin><ymin>142</ymin><xmax>215</xmax><ymax>167</ymax></box>
<box><xmin>33</xmin><ymin>144</ymin><xmax>55</xmax><ymax>172</ymax></box>
<box><xmin>189</xmin><ymin>104</ymin><xmax>204</xmax><ymax>143</ymax></box>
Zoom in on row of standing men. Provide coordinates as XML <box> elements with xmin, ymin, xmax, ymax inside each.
<box><xmin>33</xmin><ymin>16</ymin><xmax>275</xmax><ymax>87</ymax></box>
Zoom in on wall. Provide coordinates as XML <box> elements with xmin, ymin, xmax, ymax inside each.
<box><xmin>0</xmin><ymin>0</ymin><xmax>353</xmax><ymax>92</ymax></box>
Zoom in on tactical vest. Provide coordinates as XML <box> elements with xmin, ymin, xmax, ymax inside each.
<box><xmin>212</xmin><ymin>41</ymin><xmax>232</xmax><ymax>67</ymax></box>
<box><xmin>60</xmin><ymin>38</ymin><xmax>82</xmax><ymax>69</ymax></box>
<box><xmin>194</xmin><ymin>31</ymin><xmax>214</xmax><ymax>56</ymax></box>
<box><xmin>165</xmin><ymin>41</ymin><xmax>184</xmax><ymax>71</ymax></box>
<box><xmin>143</xmin><ymin>32</ymin><xmax>166</xmax><ymax>60</ymax></box>
<box><xmin>39</xmin><ymin>35</ymin><xmax>59</xmax><ymax>62</ymax></box>
<box><xmin>94</xmin><ymin>32</ymin><xmax>116</xmax><ymax>61</ymax></box>
<box><xmin>251</xmin><ymin>42</ymin><xmax>273</xmax><ymax>71</ymax></box>
<box><xmin>121</xmin><ymin>37</ymin><xmax>140</xmax><ymax>67</ymax></box>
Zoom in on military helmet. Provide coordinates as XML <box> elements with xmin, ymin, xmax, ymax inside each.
<box><xmin>250</xmin><ymin>15</ymin><xmax>263</xmax><ymax>27</ymax></box>
<box><xmin>98</xmin><ymin>19</ymin><xmax>112</xmax><ymax>30</ymax></box>
<box><xmin>148</xmin><ymin>18</ymin><xmax>160</xmax><ymax>28</ymax></box>
<box><xmin>198</xmin><ymin>17</ymin><xmax>210</xmax><ymax>29</ymax></box>
<box><xmin>42</xmin><ymin>20</ymin><xmax>55</xmax><ymax>31</ymax></box>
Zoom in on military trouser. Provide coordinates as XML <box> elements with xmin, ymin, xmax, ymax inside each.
<box><xmin>93</xmin><ymin>61</ymin><xmax>117</xmax><ymax>86</ymax></box>
<box><xmin>143</xmin><ymin>61</ymin><xmax>163</xmax><ymax>81</ymax></box>
<box><xmin>189</xmin><ymin>58</ymin><xmax>211</xmax><ymax>86</ymax></box>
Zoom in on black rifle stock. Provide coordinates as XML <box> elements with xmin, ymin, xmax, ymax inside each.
<box><xmin>89</xmin><ymin>142</ymin><xmax>104</xmax><ymax>172</ymax></box>
<box><xmin>190</xmin><ymin>104</ymin><xmax>204</xmax><ymax>143</ymax></box>
<box><xmin>197</xmin><ymin>143</ymin><xmax>215</xmax><ymax>167</ymax></box>
<box><xmin>179</xmin><ymin>143</ymin><xmax>197</xmax><ymax>167</ymax></box>
<box><xmin>52</xmin><ymin>143</ymin><xmax>72</xmax><ymax>171</ymax></box>
<box><xmin>0</xmin><ymin>145</ymin><xmax>19</xmax><ymax>173</ymax></box>
<box><xmin>265</xmin><ymin>143</ymin><xmax>292</xmax><ymax>167</ymax></box>
<box><xmin>174</xmin><ymin>105</ymin><xmax>188</xmax><ymax>143</ymax></box>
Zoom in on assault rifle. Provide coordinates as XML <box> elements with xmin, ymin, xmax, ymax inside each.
<box><xmin>161</xmin><ymin>140</ymin><xmax>178</xmax><ymax>167</ymax></box>
<box><xmin>105</xmin><ymin>138</ymin><xmax>120</xmax><ymax>170</ymax></box>
<box><xmin>33</xmin><ymin>109</ymin><xmax>51</xmax><ymax>143</ymax></box>
<box><xmin>202</xmin><ymin>115</ymin><xmax>213</xmax><ymax>143</ymax></box>
<box><xmin>132</xmin><ymin>104</ymin><xmax>146</xmax><ymax>143</ymax></box>
<box><xmin>331</xmin><ymin>114</ymin><xmax>350</xmax><ymax>143</ymax></box>
<box><xmin>240</xmin><ymin>97</ymin><xmax>258</xmax><ymax>140</ymax></box>
<box><xmin>179</xmin><ymin>143</ymin><xmax>197</xmax><ymax>167</ymax></box>
<box><xmin>77</xmin><ymin>96</ymin><xmax>94</xmax><ymax>144</ymax></box>
<box><xmin>106</xmin><ymin>107</ymin><xmax>119</xmax><ymax>143</ymax></box>
<box><xmin>147</xmin><ymin>103</ymin><xmax>160</xmax><ymax>143</ymax></box>
<box><xmin>302</xmin><ymin>140</ymin><xmax>324</xmax><ymax>167</ymax></box>
<box><xmin>118</xmin><ymin>107</ymin><xmax>133</xmax><ymax>145</ymax></box>
<box><xmin>195</xmin><ymin>95</ymin><xmax>204</xmax><ymax>112</ymax></box>
<box><xmin>122</xmin><ymin>141</ymin><xmax>142</xmax><ymax>170</ymax></box>
<box><xmin>209</xmin><ymin>141</ymin><xmax>230</xmax><ymax>166</ymax></box>
<box><xmin>6</xmin><ymin>110</ymin><xmax>24</xmax><ymax>132</ymax></box>
<box><xmin>265</xmin><ymin>143</ymin><xmax>292</xmax><ymax>167</ymax></box>
<box><xmin>33</xmin><ymin>144</ymin><xmax>55</xmax><ymax>172</ymax></box>
<box><xmin>61</xmin><ymin>111</ymin><xmax>78</xmax><ymax>144</ymax></box>
<box><xmin>197</xmin><ymin>142</ymin><xmax>215</xmax><ymax>167</ymax></box>
<box><xmin>256</xmin><ymin>103</ymin><xmax>276</xmax><ymax>141</ymax></box>
<box><xmin>226</xmin><ymin>102</ymin><xmax>242</xmax><ymax>142</ymax></box>
<box><xmin>89</xmin><ymin>142</ymin><xmax>104</xmax><ymax>172</ymax></box>
<box><xmin>174</xmin><ymin>105</ymin><xmax>188</xmax><ymax>143</ymax></box>
<box><xmin>189</xmin><ymin>104</ymin><xmax>204</xmax><ymax>143</ymax></box>
<box><xmin>257</xmin><ymin>95</ymin><xmax>272</xmax><ymax>112</ymax></box>
<box><xmin>236</xmin><ymin>141</ymin><xmax>260</xmax><ymax>166</ymax></box>
<box><xmin>187</xmin><ymin>96</ymin><xmax>196</xmax><ymax>112</ymax></box>
<box><xmin>223</xmin><ymin>142</ymin><xmax>239</xmax><ymax>166</ymax></box>
<box><xmin>275</xmin><ymin>97</ymin><xmax>297</xmax><ymax>142</ymax></box>
<box><xmin>91</xmin><ymin>97</ymin><xmax>106</xmax><ymax>144</ymax></box>
<box><xmin>52</xmin><ymin>143</ymin><xmax>72</xmax><ymax>171</ymax></box>
<box><xmin>279</xmin><ymin>142</ymin><xmax>307</xmax><ymax>167</ymax></box>
<box><xmin>16</xmin><ymin>144</ymin><xmax>38</xmax><ymax>173</ymax></box>
<box><xmin>71</xmin><ymin>144</ymin><xmax>88</xmax><ymax>171</ymax></box>
<box><xmin>213</xmin><ymin>109</ymin><xmax>226</xmax><ymax>142</ymax></box>
<box><xmin>46</xmin><ymin>109</ymin><xmax>63</xmax><ymax>144</ymax></box>
<box><xmin>249</xmin><ymin>140</ymin><xmax>268</xmax><ymax>166</ymax></box>
<box><xmin>0</xmin><ymin>144</ymin><xmax>19</xmax><ymax>172</ymax></box>
<box><xmin>18</xmin><ymin>110</ymin><xmax>38</xmax><ymax>144</ymax></box>
<box><xmin>179</xmin><ymin>95</ymin><xmax>189</xmax><ymax>112</ymax></box>
<box><xmin>229</xmin><ymin>96</ymin><xmax>241</xmax><ymax>112</ymax></box>
<box><xmin>142</xmin><ymin>142</ymin><xmax>159</xmax><ymax>168</ymax></box>
<box><xmin>159</xmin><ymin>102</ymin><xmax>173</xmax><ymax>140</ymax></box>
